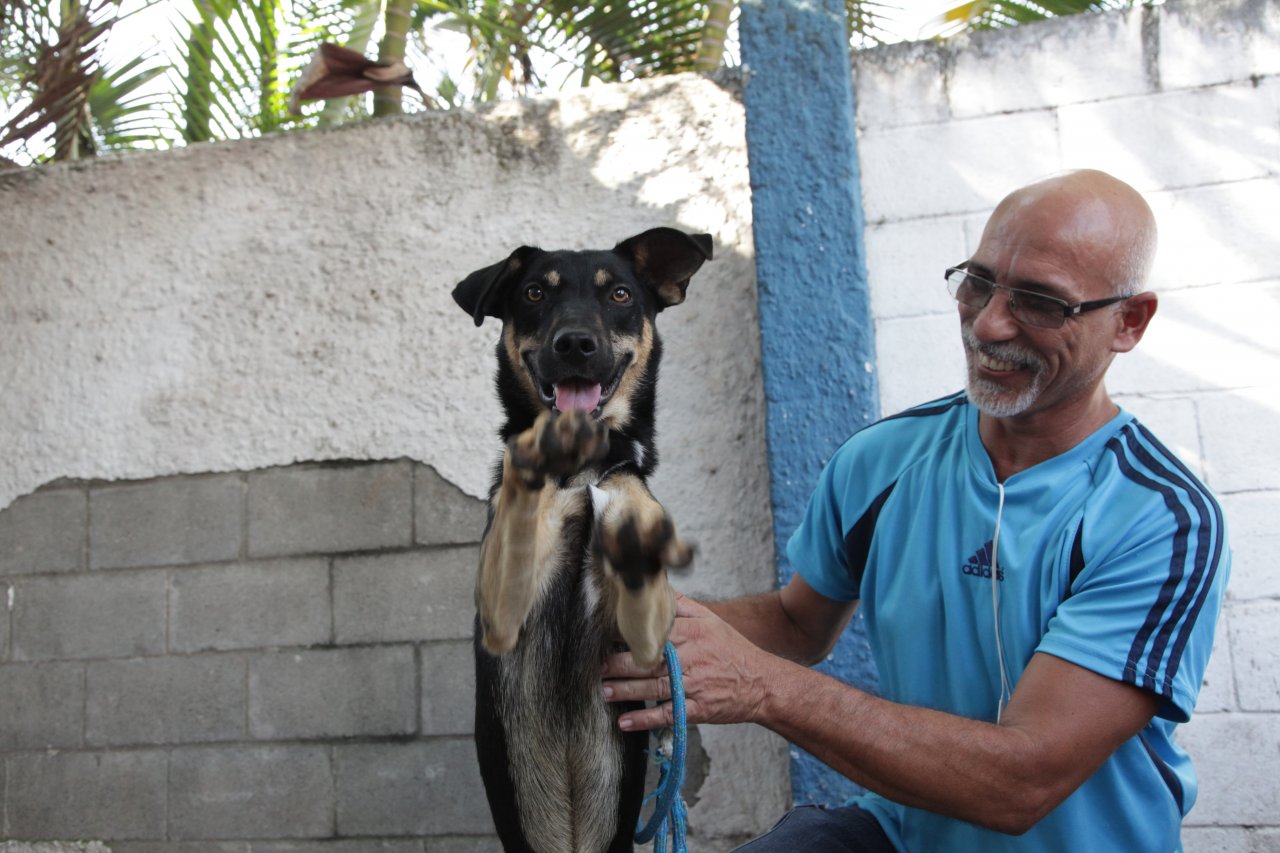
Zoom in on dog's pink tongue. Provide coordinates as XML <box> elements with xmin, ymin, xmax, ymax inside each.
<box><xmin>555</xmin><ymin>381</ymin><xmax>602</xmax><ymax>412</ymax></box>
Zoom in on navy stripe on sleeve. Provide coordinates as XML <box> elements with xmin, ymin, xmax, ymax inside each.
<box><xmin>1133</xmin><ymin>424</ymin><xmax>1225</xmax><ymax>696</ymax></box>
<box><xmin>843</xmin><ymin>482</ymin><xmax>897</xmax><ymax>591</ymax></box>
<box><xmin>1106</xmin><ymin>424</ymin><xmax>1223</xmax><ymax>701</ymax></box>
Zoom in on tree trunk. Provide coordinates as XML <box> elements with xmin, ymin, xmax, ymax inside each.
<box><xmin>694</xmin><ymin>0</ymin><xmax>735</xmax><ymax>73</ymax></box>
<box><xmin>373</xmin><ymin>0</ymin><xmax>412</xmax><ymax>116</ymax></box>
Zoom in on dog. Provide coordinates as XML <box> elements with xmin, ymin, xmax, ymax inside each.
<box><xmin>452</xmin><ymin>227</ymin><xmax>712</xmax><ymax>853</ymax></box>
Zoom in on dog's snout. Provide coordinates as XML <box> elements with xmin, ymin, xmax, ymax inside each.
<box><xmin>552</xmin><ymin>328</ymin><xmax>599</xmax><ymax>362</ymax></box>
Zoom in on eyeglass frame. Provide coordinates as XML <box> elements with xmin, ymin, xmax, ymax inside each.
<box><xmin>944</xmin><ymin>265</ymin><xmax>1131</xmax><ymax>330</ymax></box>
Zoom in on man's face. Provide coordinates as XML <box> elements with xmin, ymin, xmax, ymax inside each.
<box><xmin>960</xmin><ymin>193</ymin><xmax>1127</xmax><ymax>421</ymax></box>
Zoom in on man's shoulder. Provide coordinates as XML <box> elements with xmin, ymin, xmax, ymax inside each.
<box><xmin>1097</xmin><ymin>416</ymin><xmax>1221</xmax><ymax>508</ymax></box>
<box><xmin>847</xmin><ymin>391</ymin><xmax>970</xmax><ymax>449</ymax></box>
<box><xmin>826</xmin><ymin>391</ymin><xmax>970</xmax><ymax>478</ymax></box>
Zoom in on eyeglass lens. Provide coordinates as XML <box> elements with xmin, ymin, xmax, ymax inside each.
<box><xmin>947</xmin><ymin>270</ymin><xmax>1066</xmax><ymax>329</ymax></box>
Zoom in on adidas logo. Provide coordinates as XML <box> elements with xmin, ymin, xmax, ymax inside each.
<box><xmin>961</xmin><ymin>540</ymin><xmax>1004</xmax><ymax>581</ymax></box>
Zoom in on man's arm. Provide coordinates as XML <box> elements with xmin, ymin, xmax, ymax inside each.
<box><xmin>603</xmin><ymin>580</ymin><xmax>1159</xmax><ymax>835</ymax></box>
<box><xmin>701</xmin><ymin>573</ymin><xmax>858</xmax><ymax>664</ymax></box>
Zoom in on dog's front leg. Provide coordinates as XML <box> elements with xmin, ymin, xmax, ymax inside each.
<box><xmin>592</xmin><ymin>475</ymin><xmax>693</xmax><ymax>668</ymax></box>
<box><xmin>477</xmin><ymin>409</ymin><xmax>608</xmax><ymax>655</ymax></box>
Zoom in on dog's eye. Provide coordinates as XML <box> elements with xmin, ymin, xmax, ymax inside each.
<box><xmin>610</xmin><ymin>286</ymin><xmax>632</xmax><ymax>305</ymax></box>
<box><xmin>524</xmin><ymin>284</ymin><xmax>545</xmax><ymax>304</ymax></box>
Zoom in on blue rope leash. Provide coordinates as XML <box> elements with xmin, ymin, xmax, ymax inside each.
<box><xmin>635</xmin><ymin>641</ymin><xmax>688</xmax><ymax>853</ymax></box>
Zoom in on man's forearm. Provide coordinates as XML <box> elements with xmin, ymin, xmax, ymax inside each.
<box><xmin>701</xmin><ymin>576</ymin><xmax>856</xmax><ymax>665</ymax></box>
<box><xmin>702</xmin><ymin>591</ymin><xmax>829</xmax><ymax>664</ymax></box>
<box><xmin>751</xmin><ymin>652</ymin><xmax>1049</xmax><ymax>834</ymax></box>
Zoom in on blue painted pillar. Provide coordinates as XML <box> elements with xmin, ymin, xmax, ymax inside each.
<box><xmin>739</xmin><ymin>0</ymin><xmax>881</xmax><ymax>806</ymax></box>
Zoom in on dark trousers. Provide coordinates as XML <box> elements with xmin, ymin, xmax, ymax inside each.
<box><xmin>732</xmin><ymin>804</ymin><xmax>896</xmax><ymax>853</ymax></box>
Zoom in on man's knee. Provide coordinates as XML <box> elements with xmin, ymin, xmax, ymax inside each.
<box><xmin>732</xmin><ymin>803</ymin><xmax>893</xmax><ymax>853</ymax></box>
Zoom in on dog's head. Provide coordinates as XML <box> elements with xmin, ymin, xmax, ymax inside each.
<box><xmin>453</xmin><ymin>228</ymin><xmax>712</xmax><ymax>429</ymax></box>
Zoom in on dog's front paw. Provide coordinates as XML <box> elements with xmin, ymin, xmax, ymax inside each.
<box><xmin>509</xmin><ymin>409</ymin><xmax>609</xmax><ymax>488</ymax></box>
<box><xmin>597</xmin><ymin>503</ymin><xmax>693</xmax><ymax>668</ymax></box>
<box><xmin>597</xmin><ymin>506</ymin><xmax>693</xmax><ymax>590</ymax></box>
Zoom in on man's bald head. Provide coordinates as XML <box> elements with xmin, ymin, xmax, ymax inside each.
<box><xmin>987</xmin><ymin>170</ymin><xmax>1158</xmax><ymax>297</ymax></box>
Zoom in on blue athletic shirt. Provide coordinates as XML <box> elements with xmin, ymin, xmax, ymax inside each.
<box><xmin>787</xmin><ymin>391</ymin><xmax>1229</xmax><ymax>853</ymax></box>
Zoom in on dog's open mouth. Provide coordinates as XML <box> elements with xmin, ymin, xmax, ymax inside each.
<box><xmin>534</xmin><ymin>356</ymin><xmax>631</xmax><ymax>417</ymax></box>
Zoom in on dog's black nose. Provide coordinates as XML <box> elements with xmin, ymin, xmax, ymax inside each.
<box><xmin>553</xmin><ymin>329</ymin><xmax>598</xmax><ymax>362</ymax></box>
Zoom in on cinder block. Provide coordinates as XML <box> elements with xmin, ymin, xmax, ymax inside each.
<box><xmin>11</xmin><ymin>571</ymin><xmax>165</xmax><ymax>661</ymax></box>
<box><xmin>249</xmin><ymin>645</ymin><xmax>416</xmax><ymax>740</ymax></box>
<box><xmin>1148</xmin><ymin>179</ymin><xmax>1280</xmax><ymax>290</ymax></box>
<box><xmin>0</xmin><ymin>845</ymin><xmax>90</xmax><ymax>853</ymax></box>
<box><xmin>1110</xmin><ymin>281</ymin><xmax>1280</xmax><ymax>402</ymax></box>
<box><xmin>1183</xmin><ymin>826</ymin><xmax>1280</xmax><ymax>853</ymax></box>
<box><xmin>1059</xmin><ymin>84</ymin><xmax>1280</xmax><ymax>194</ymax></box>
<box><xmin>415</xmin><ymin>464</ymin><xmax>487</xmax><ymax>547</ymax></box>
<box><xmin>0</xmin><ymin>487</ymin><xmax>86</xmax><ymax>575</ymax></box>
<box><xmin>1179</xmin><ymin>712</ymin><xmax>1280</xmax><ymax>825</ymax></box>
<box><xmin>1160</xmin><ymin>0</ymin><xmax>1280</xmax><ymax>90</ymax></box>
<box><xmin>864</xmin><ymin>217</ymin><xmax>967</xmax><ymax>322</ymax></box>
<box><xmin>852</xmin><ymin>40</ymin><xmax>950</xmax><ymax>131</ymax></box>
<box><xmin>334</xmin><ymin>548</ymin><xmax>476</xmax><ymax>644</ymax></box>
<box><xmin>334</xmin><ymin>739</ymin><xmax>493</xmax><ymax>836</ymax></box>
<box><xmin>1227</xmin><ymin>601</ymin><xmax>1280</xmax><ymax>712</ymax></box>
<box><xmin>1108</xmin><ymin>397</ymin><xmax>1204</xmax><ymax>483</ymax></box>
<box><xmin>112</xmin><ymin>840</ymin><xmax>249</xmax><ymax>845</ymax></box>
<box><xmin>1219</xmin><ymin>492</ymin><xmax>1280</xmax><ymax>601</ymax></box>
<box><xmin>169</xmin><ymin>746</ymin><xmax>333</xmax><ymax>840</ymax></box>
<box><xmin>248</xmin><ymin>843</ymin><xmax>423</xmax><ymax>853</ymax></box>
<box><xmin>422</xmin><ymin>640</ymin><xmax>475</xmax><ymax>735</ymax></box>
<box><xmin>86</xmin><ymin>655</ymin><xmax>247</xmax><ymax>746</ymax></box>
<box><xmin>858</xmin><ymin>112</ymin><xmax>1061</xmax><ymax>224</ymax></box>
<box><xmin>949</xmin><ymin>8</ymin><xmax>1149</xmax><ymax>118</ymax></box>
<box><xmin>1198</xmin><ymin>387</ymin><xmax>1280</xmax><ymax>494</ymax></box>
<box><xmin>1</xmin><ymin>582</ymin><xmax>9</xmax><ymax>660</ymax></box>
<box><xmin>418</xmin><ymin>840</ymin><xmax>503</xmax><ymax>853</ymax></box>
<box><xmin>0</xmin><ymin>661</ymin><xmax>84</xmax><ymax>749</ymax></box>
<box><xmin>873</xmin><ymin>314</ymin><xmax>966</xmax><ymax>418</ymax></box>
<box><xmin>169</xmin><ymin>558</ymin><xmax>330</xmax><ymax>653</ymax></box>
<box><xmin>5</xmin><ymin>749</ymin><xmax>167</xmax><ymax>839</ymax></box>
<box><xmin>1195</xmin><ymin>624</ymin><xmax>1237</xmax><ymax>714</ymax></box>
<box><xmin>90</xmin><ymin>475</ymin><xmax>243</xmax><ymax>570</ymax></box>
<box><xmin>248</xmin><ymin>461</ymin><xmax>412</xmax><ymax>558</ymax></box>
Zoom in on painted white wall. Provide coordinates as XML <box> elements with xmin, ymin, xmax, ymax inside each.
<box><xmin>854</xmin><ymin>0</ymin><xmax>1280</xmax><ymax>846</ymax></box>
<box><xmin>0</xmin><ymin>73</ymin><xmax>788</xmax><ymax>843</ymax></box>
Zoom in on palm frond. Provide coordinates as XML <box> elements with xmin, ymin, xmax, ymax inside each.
<box><xmin>923</xmin><ymin>0</ymin><xmax>1133</xmax><ymax>37</ymax></box>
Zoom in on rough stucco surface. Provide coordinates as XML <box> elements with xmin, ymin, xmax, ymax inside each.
<box><xmin>0</xmin><ymin>73</ymin><xmax>787</xmax><ymax>842</ymax></box>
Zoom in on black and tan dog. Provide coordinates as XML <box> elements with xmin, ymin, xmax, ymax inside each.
<box><xmin>452</xmin><ymin>227</ymin><xmax>712</xmax><ymax>853</ymax></box>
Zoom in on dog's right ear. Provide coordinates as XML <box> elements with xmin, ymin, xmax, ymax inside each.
<box><xmin>452</xmin><ymin>246</ymin><xmax>543</xmax><ymax>327</ymax></box>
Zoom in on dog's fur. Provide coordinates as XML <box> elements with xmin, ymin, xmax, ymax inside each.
<box><xmin>453</xmin><ymin>227</ymin><xmax>712</xmax><ymax>853</ymax></box>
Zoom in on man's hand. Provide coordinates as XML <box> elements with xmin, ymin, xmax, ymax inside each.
<box><xmin>602</xmin><ymin>594</ymin><xmax>776</xmax><ymax>731</ymax></box>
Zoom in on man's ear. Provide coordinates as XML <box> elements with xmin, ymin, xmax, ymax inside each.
<box><xmin>452</xmin><ymin>246</ymin><xmax>542</xmax><ymax>327</ymax></box>
<box><xmin>1112</xmin><ymin>291</ymin><xmax>1158</xmax><ymax>353</ymax></box>
<box><xmin>613</xmin><ymin>228</ymin><xmax>713</xmax><ymax>310</ymax></box>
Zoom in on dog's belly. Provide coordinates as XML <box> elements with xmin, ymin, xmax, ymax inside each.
<box><xmin>478</xmin><ymin>560</ymin><xmax>642</xmax><ymax>853</ymax></box>
<box><xmin>497</xmin><ymin>642</ymin><xmax>627</xmax><ymax>852</ymax></box>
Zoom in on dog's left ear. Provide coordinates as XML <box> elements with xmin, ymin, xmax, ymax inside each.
<box><xmin>452</xmin><ymin>246</ymin><xmax>543</xmax><ymax>327</ymax></box>
<box><xmin>613</xmin><ymin>228</ymin><xmax>713</xmax><ymax>311</ymax></box>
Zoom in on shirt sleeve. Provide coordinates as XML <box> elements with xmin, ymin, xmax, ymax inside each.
<box><xmin>786</xmin><ymin>442</ymin><xmax>862</xmax><ymax>602</ymax></box>
<box><xmin>1036</xmin><ymin>500</ymin><xmax>1230</xmax><ymax>723</ymax></box>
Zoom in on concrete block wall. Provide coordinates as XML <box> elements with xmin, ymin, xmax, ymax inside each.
<box><xmin>0</xmin><ymin>461</ymin><xmax>508</xmax><ymax>849</ymax></box>
<box><xmin>853</xmin><ymin>0</ymin><xmax>1280</xmax><ymax>847</ymax></box>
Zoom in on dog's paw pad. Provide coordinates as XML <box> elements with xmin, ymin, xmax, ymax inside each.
<box><xmin>599</xmin><ymin>509</ymin><xmax>693</xmax><ymax>590</ymax></box>
<box><xmin>538</xmin><ymin>409</ymin><xmax>609</xmax><ymax>478</ymax></box>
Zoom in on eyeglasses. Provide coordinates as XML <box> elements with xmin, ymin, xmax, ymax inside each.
<box><xmin>944</xmin><ymin>266</ymin><xmax>1129</xmax><ymax>330</ymax></box>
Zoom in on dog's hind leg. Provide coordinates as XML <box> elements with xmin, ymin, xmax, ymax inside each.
<box><xmin>477</xmin><ymin>410</ymin><xmax>607</xmax><ymax>655</ymax></box>
<box><xmin>591</xmin><ymin>474</ymin><xmax>693</xmax><ymax>669</ymax></box>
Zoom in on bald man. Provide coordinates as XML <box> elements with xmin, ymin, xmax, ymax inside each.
<box><xmin>603</xmin><ymin>171</ymin><xmax>1229</xmax><ymax>851</ymax></box>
